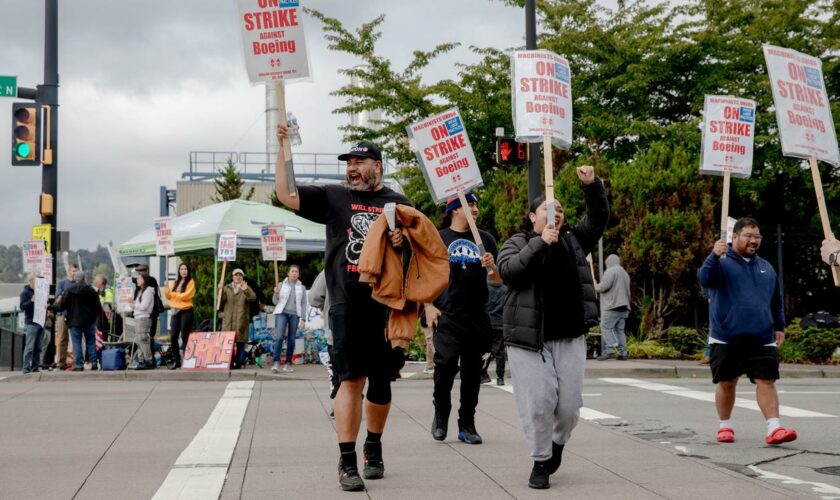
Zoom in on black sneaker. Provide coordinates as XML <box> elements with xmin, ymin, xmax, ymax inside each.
<box><xmin>90</xmin><ymin>363</ymin><xmax>98</xmax><ymax>371</ymax></box>
<box><xmin>480</xmin><ymin>371</ymin><xmax>491</xmax><ymax>384</ymax></box>
<box><xmin>431</xmin><ymin>407</ymin><xmax>449</xmax><ymax>441</ymax></box>
<box><xmin>529</xmin><ymin>460</ymin><xmax>550</xmax><ymax>489</ymax></box>
<box><xmin>596</xmin><ymin>353</ymin><xmax>614</xmax><ymax>361</ymax></box>
<box><xmin>617</xmin><ymin>355</ymin><xmax>628</xmax><ymax>361</ymax></box>
<box><xmin>496</xmin><ymin>377</ymin><xmax>504</xmax><ymax>386</ymax></box>
<box><xmin>457</xmin><ymin>419</ymin><xmax>482</xmax><ymax>445</ymax></box>
<box><xmin>337</xmin><ymin>453</ymin><xmax>365</xmax><ymax>492</ymax></box>
<box><xmin>547</xmin><ymin>442</ymin><xmax>564</xmax><ymax>474</ymax></box>
<box><xmin>362</xmin><ymin>441</ymin><xmax>384</xmax><ymax>480</ymax></box>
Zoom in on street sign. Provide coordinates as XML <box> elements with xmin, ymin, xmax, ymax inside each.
<box><xmin>32</xmin><ymin>223</ymin><xmax>51</xmax><ymax>253</ymax></box>
<box><xmin>0</xmin><ymin>76</ymin><xmax>16</xmax><ymax>98</ymax></box>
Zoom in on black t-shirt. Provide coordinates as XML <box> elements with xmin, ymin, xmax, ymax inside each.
<box><xmin>434</xmin><ymin>227</ymin><xmax>498</xmax><ymax>316</ymax></box>
<box><xmin>542</xmin><ymin>237</ymin><xmax>585</xmax><ymax>340</ymax></box>
<box><xmin>296</xmin><ymin>184</ymin><xmax>411</xmax><ymax>307</ymax></box>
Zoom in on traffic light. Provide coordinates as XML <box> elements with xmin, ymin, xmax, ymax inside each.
<box><xmin>496</xmin><ymin>137</ymin><xmax>529</xmax><ymax>166</ymax></box>
<box><xmin>11</xmin><ymin>102</ymin><xmax>41</xmax><ymax>166</ymax></box>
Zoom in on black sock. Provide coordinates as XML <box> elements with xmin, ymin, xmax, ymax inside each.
<box><xmin>339</xmin><ymin>442</ymin><xmax>355</xmax><ymax>454</ymax></box>
<box><xmin>366</xmin><ymin>431</ymin><xmax>382</xmax><ymax>443</ymax></box>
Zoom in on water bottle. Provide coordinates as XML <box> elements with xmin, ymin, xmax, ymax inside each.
<box><xmin>286</xmin><ymin>112</ymin><xmax>302</xmax><ymax>147</ymax></box>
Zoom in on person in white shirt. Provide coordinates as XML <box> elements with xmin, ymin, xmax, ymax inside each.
<box><xmin>271</xmin><ymin>265</ymin><xmax>308</xmax><ymax>373</ymax></box>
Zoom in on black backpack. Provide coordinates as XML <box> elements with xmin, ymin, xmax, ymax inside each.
<box><xmin>152</xmin><ymin>287</ymin><xmax>164</xmax><ymax>317</ymax></box>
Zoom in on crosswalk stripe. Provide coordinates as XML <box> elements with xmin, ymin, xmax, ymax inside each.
<box><xmin>601</xmin><ymin>378</ymin><xmax>837</xmax><ymax>418</ymax></box>
<box><xmin>487</xmin><ymin>382</ymin><xmax>620</xmax><ymax>421</ymax></box>
<box><xmin>152</xmin><ymin>381</ymin><xmax>254</xmax><ymax>500</ymax></box>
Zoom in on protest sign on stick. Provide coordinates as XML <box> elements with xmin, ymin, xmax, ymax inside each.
<box><xmin>261</xmin><ymin>224</ymin><xmax>286</xmax><ymax>286</ymax></box>
<box><xmin>699</xmin><ymin>95</ymin><xmax>756</xmax><ymax>246</ymax></box>
<box><xmin>155</xmin><ymin>216</ymin><xmax>174</xmax><ymax>278</ymax></box>
<box><xmin>34</xmin><ymin>277</ymin><xmax>49</xmax><ymax>327</ymax></box>
<box><xmin>764</xmin><ymin>45</ymin><xmax>840</xmax><ymax>284</ymax></box>
<box><xmin>407</xmin><ymin>108</ymin><xmax>493</xmax><ymax>274</ymax></box>
<box><xmin>216</xmin><ymin>231</ymin><xmax>238</xmax><ymax>309</ymax></box>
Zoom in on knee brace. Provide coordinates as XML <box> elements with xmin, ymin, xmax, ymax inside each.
<box><xmin>366</xmin><ymin>376</ymin><xmax>392</xmax><ymax>405</ymax></box>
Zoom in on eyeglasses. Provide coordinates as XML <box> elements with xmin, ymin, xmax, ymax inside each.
<box><xmin>739</xmin><ymin>233</ymin><xmax>763</xmax><ymax>241</ymax></box>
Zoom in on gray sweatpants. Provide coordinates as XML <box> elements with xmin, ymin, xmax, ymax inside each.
<box><xmin>507</xmin><ymin>336</ymin><xmax>586</xmax><ymax>461</ymax></box>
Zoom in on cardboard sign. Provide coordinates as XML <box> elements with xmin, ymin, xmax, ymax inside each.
<box><xmin>406</xmin><ymin>108</ymin><xmax>483</xmax><ymax>203</ymax></box>
<box><xmin>700</xmin><ymin>96</ymin><xmax>756</xmax><ymax>179</ymax></box>
<box><xmin>260</xmin><ymin>224</ymin><xmax>287</xmax><ymax>261</ymax></box>
<box><xmin>31</xmin><ymin>224</ymin><xmax>51</xmax><ymax>253</ymax></box>
<box><xmin>116</xmin><ymin>277</ymin><xmax>136</xmax><ymax>313</ymax></box>
<box><xmin>40</xmin><ymin>254</ymin><xmax>53</xmax><ymax>283</ymax></box>
<box><xmin>22</xmin><ymin>240</ymin><xmax>45</xmax><ymax>275</ymax></box>
<box><xmin>33</xmin><ymin>277</ymin><xmax>49</xmax><ymax>327</ymax></box>
<box><xmin>763</xmin><ymin>45</ymin><xmax>839</xmax><ymax>166</ymax></box>
<box><xmin>218</xmin><ymin>231</ymin><xmax>238</xmax><ymax>262</ymax></box>
<box><xmin>511</xmin><ymin>50</ymin><xmax>573</xmax><ymax>149</ymax></box>
<box><xmin>154</xmin><ymin>217</ymin><xmax>174</xmax><ymax>256</ymax></box>
<box><xmin>181</xmin><ymin>331</ymin><xmax>236</xmax><ymax>371</ymax></box>
<box><xmin>238</xmin><ymin>0</ymin><xmax>311</xmax><ymax>84</ymax></box>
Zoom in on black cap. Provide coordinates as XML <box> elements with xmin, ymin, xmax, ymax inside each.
<box><xmin>338</xmin><ymin>141</ymin><xmax>382</xmax><ymax>162</ymax></box>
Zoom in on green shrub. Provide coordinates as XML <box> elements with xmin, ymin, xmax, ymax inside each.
<box><xmin>663</xmin><ymin>326</ymin><xmax>706</xmax><ymax>355</ymax></box>
<box><xmin>406</xmin><ymin>321</ymin><xmax>427</xmax><ymax>362</ymax></box>
<box><xmin>779</xmin><ymin>319</ymin><xmax>839</xmax><ymax>364</ymax></box>
<box><xmin>627</xmin><ymin>339</ymin><xmax>681</xmax><ymax>359</ymax></box>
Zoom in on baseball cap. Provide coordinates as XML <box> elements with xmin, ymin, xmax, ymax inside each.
<box><xmin>445</xmin><ymin>192</ymin><xmax>478</xmax><ymax>213</ymax></box>
<box><xmin>232</xmin><ymin>268</ymin><xmax>245</xmax><ymax>277</ymax></box>
<box><xmin>338</xmin><ymin>141</ymin><xmax>382</xmax><ymax>162</ymax></box>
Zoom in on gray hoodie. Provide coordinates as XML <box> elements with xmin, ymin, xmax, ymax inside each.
<box><xmin>595</xmin><ymin>254</ymin><xmax>631</xmax><ymax>311</ymax></box>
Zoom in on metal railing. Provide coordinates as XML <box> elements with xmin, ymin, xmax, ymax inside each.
<box><xmin>0</xmin><ymin>310</ymin><xmax>24</xmax><ymax>371</ymax></box>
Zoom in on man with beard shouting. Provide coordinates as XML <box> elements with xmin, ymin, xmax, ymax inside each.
<box><xmin>275</xmin><ymin>126</ymin><xmax>410</xmax><ymax>492</ymax></box>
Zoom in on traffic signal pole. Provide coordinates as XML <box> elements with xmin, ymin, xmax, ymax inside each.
<box><xmin>525</xmin><ymin>0</ymin><xmax>541</xmax><ymax>204</ymax></box>
<box><xmin>40</xmin><ymin>0</ymin><xmax>59</xmax><ymax>284</ymax></box>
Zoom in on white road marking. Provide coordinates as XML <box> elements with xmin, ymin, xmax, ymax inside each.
<box><xmin>601</xmin><ymin>378</ymin><xmax>837</xmax><ymax>418</ymax></box>
<box><xmin>400</xmin><ymin>371</ymin><xmax>417</xmax><ymax>378</ymax></box>
<box><xmin>778</xmin><ymin>391</ymin><xmax>840</xmax><ymax>395</ymax></box>
<box><xmin>748</xmin><ymin>465</ymin><xmax>840</xmax><ymax>497</ymax></box>
<box><xmin>152</xmin><ymin>381</ymin><xmax>254</xmax><ymax>500</ymax></box>
<box><xmin>488</xmin><ymin>382</ymin><xmax>620</xmax><ymax>420</ymax></box>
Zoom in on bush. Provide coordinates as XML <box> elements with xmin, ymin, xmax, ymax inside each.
<box><xmin>663</xmin><ymin>326</ymin><xmax>706</xmax><ymax>356</ymax></box>
<box><xmin>627</xmin><ymin>339</ymin><xmax>681</xmax><ymax>359</ymax></box>
<box><xmin>406</xmin><ymin>321</ymin><xmax>427</xmax><ymax>362</ymax></box>
<box><xmin>779</xmin><ymin>318</ymin><xmax>839</xmax><ymax>364</ymax></box>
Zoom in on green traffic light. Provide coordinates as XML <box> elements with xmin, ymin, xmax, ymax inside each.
<box><xmin>15</xmin><ymin>142</ymin><xmax>31</xmax><ymax>158</ymax></box>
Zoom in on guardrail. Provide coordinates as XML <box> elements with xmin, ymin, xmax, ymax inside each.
<box><xmin>0</xmin><ymin>326</ymin><xmax>24</xmax><ymax>372</ymax></box>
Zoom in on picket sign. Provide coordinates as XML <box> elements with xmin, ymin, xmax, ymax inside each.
<box><xmin>216</xmin><ymin>231</ymin><xmax>237</xmax><ymax>309</ymax></box>
<box><xmin>763</xmin><ymin>45</ymin><xmax>839</xmax><ymax>285</ymax></box>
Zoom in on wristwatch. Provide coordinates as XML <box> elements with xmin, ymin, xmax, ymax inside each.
<box><xmin>830</xmin><ymin>250</ymin><xmax>840</xmax><ymax>267</ymax></box>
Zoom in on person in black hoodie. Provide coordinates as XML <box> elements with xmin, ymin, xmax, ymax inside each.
<box><xmin>497</xmin><ymin>166</ymin><xmax>608</xmax><ymax>490</ymax></box>
<box><xmin>20</xmin><ymin>275</ymin><xmax>45</xmax><ymax>374</ymax></box>
<box><xmin>51</xmin><ymin>271</ymin><xmax>102</xmax><ymax>371</ymax></box>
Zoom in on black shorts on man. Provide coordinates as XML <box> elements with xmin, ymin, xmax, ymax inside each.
<box><xmin>709</xmin><ymin>336</ymin><xmax>779</xmax><ymax>384</ymax></box>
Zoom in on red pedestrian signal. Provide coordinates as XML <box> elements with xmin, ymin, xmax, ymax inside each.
<box><xmin>496</xmin><ymin>137</ymin><xmax>528</xmax><ymax>166</ymax></box>
<box><xmin>11</xmin><ymin>102</ymin><xmax>41</xmax><ymax>166</ymax></box>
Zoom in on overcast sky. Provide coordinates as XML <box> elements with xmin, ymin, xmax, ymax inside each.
<box><xmin>0</xmin><ymin>0</ymin><xmax>615</xmax><ymax>250</ymax></box>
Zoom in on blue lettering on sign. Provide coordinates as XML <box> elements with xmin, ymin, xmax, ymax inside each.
<box><xmin>445</xmin><ymin>117</ymin><xmax>464</xmax><ymax>136</ymax></box>
<box><xmin>803</xmin><ymin>67</ymin><xmax>821</xmax><ymax>89</ymax></box>
<box><xmin>279</xmin><ymin>0</ymin><xmax>300</xmax><ymax>7</ymax></box>
<box><xmin>554</xmin><ymin>63</ymin><xmax>570</xmax><ymax>83</ymax></box>
<box><xmin>739</xmin><ymin>107</ymin><xmax>754</xmax><ymax>123</ymax></box>
<box><xmin>155</xmin><ymin>223</ymin><xmax>161</xmax><ymax>230</ymax></box>
<box><xmin>261</xmin><ymin>227</ymin><xmax>270</xmax><ymax>236</ymax></box>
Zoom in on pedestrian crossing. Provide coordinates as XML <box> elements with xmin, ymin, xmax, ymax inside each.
<box><xmin>487</xmin><ymin>381</ymin><xmax>621</xmax><ymax>421</ymax></box>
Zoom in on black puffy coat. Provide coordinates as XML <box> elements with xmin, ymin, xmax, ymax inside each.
<box><xmin>497</xmin><ymin>179</ymin><xmax>609</xmax><ymax>352</ymax></box>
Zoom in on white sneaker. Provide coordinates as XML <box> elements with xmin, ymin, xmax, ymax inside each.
<box><xmin>283</xmin><ymin>364</ymin><xmax>294</xmax><ymax>373</ymax></box>
<box><xmin>423</xmin><ymin>366</ymin><xmax>434</xmax><ymax>374</ymax></box>
<box><xmin>271</xmin><ymin>363</ymin><xmax>280</xmax><ymax>374</ymax></box>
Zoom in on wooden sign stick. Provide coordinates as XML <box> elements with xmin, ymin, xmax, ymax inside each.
<box><xmin>216</xmin><ymin>260</ymin><xmax>228</xmax><ymax>310</ymax></box>
<box><xmin>456</xmin><ymin>190</ymin><xmax>493</xmax><ymax>276</ymax></box>
<box><xmin>719</xmin><ymin>169</ymin><xmax>731</xmax><ymax>260</ymax></box>
<box><xmin>808</xmin><ymin>156</ymin><xmax>840</xmax><ymax>286</ymax></box>
<box><xmin>543</xmin><ymin>136</ymin><xmax>556</xmax><ymax>227</ymax></box>
<box><xmin>274</xmin><ymin>260</ymin><xmax>279</xmax><ymax>288</ymax></box>
<box><xmin>275</xmin><ymin>82</ymin><xmax>298</xmax><ymax>197</ymax></box>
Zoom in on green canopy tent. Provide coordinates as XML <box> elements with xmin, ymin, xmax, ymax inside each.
<box><xmin>118</xmin><ymin>199</ymin><xmax>326</xmax><ymax>328</ymax></box>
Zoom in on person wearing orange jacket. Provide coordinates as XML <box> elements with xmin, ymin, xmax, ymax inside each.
<box><xmin>164</xmin><ymin>263</ymin><xmax>196</xmax><ymax>367</ymax></box>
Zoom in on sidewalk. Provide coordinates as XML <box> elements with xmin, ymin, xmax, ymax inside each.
<box><xmin>3</xmin><ymin>357</ymin><xmax>838</xmax><ymax>383</ymax></box>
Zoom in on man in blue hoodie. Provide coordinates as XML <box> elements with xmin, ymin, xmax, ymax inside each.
<box><xmin>698</xmin><ymin>217</ymin><xmax>795</xmax><ymax>446</ymax></box>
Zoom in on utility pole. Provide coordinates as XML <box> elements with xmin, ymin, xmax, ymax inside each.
<box><xmin>525</xmin><ymin>0</ymin><xmax>541</xmax><ymax>204</ymax></box>
<box><xmin>40</xmin><ymin>0</ymin><xmax>59</xmax><ymax>285</ymax></box>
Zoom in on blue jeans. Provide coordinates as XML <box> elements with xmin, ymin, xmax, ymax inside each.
<box><xmin>23</xmin><ymin>323</ymin><xmax>45</xmax><ymax>373</ymax></box>
<box><xmin>273</xmin><ymin>313</ymin><xmax>299</xmax><ymax>365</ymax></box>
<box><xmin>601</xmin><ymin>309</ymin><xmax>629</xmax><ymax>356</ymax></box>
<box><xmin>70</xmin><ymin>323</ymin><xmax>97</xmax><ymax>368</ymax></box>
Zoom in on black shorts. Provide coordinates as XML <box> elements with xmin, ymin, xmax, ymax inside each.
<box><xmin>710</xmin><ymin>337</ymin><xmax>780</xmax><ymax>384</ymax></box>
<box><xmin>329</xmin><ymin>301</ymin><xmax>403</xmax><ymax>382</ymax></box>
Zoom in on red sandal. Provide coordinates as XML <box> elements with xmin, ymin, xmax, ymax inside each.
<box><xmin>717</xmin><ymin>427</ymin><xmax>735</xmax><ymax>443</ymax></box>
<box><xmin>766</xmin><ymin>427</ymin><xmax>797</xmax><ymax>445</ymax></box>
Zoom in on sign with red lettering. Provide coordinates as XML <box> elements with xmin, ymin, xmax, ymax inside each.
<box><xmin>406</xmin><ymin>108</ymin><xmax>483</xmax><ymax>203</ymax></box>
<box><xmin>22</xmin><ymin>240</ymin><xmax>45</xmax><ymax>275</ymax></box>
<box><xmin>116</xmin><ymin>277</ymin><xmax>135</xmax><ymax>314</ymax></box>
<box><xmin>154</xmin><ymin>217</ymin><xmax>174</xmax><ymax>256</ymax></box>
<box><xmin>700</xmin><ymin>95</ymin><xmax>756</xmax><ymax>179</ymax></box>
<box><xmin>260</xmin><ymin>224</ymin><xmax>287</xmax><ymax>261</ymax></box>
<box><xmin>238</xmin><ymin>0</ymin><xmax>311</xmax><ymax>84</ymax></box>
<box><xmin>763</xmin><ymin>45</ymin><xmax>839</xmax><ymax>166</ymax></box>
<box><xmin>218</xmin><ymin>231</ymin><xmax>238</xmax><ymax>262</ymax></box>
<box><xmin>182</xmin><ymin>331</ymin><xmax>236</xmax><ymax>371</ymax></box>
<box><xmin>512</xmin><ymin>50</ymin><xmax>573</xmax><ymax>149</ymax></box>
